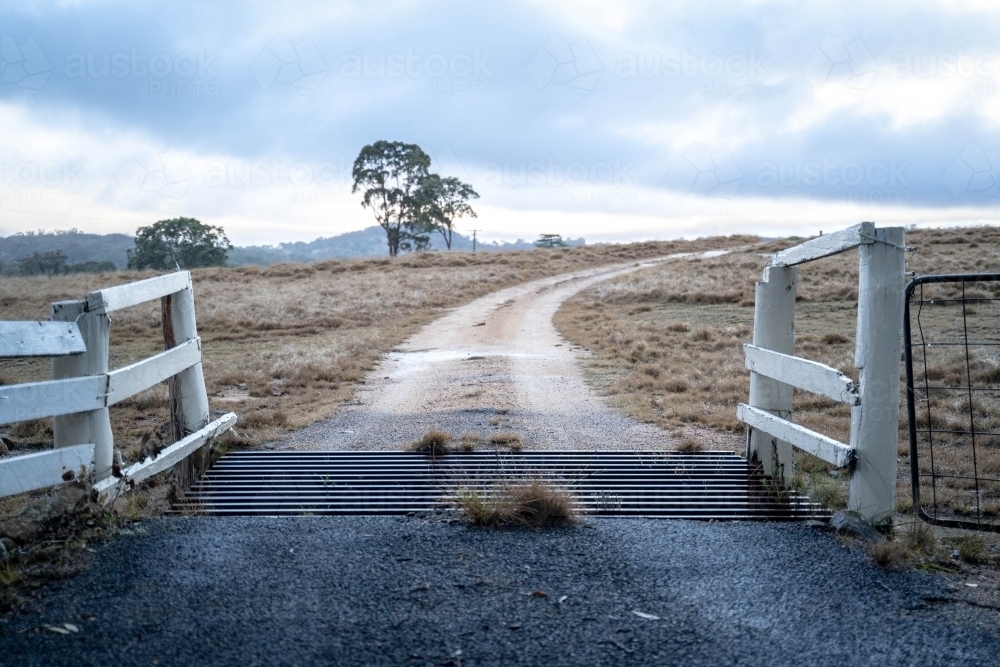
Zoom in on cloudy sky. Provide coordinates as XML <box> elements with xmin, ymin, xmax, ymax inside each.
<box><xmin>0</xmin><ymin>0</ymin><xmax>998</xmax><ymax>246</ymax></box>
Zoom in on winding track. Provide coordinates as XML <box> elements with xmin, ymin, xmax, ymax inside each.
<box><xmin>279</xmin><ymin>255</ymin><xmax>693</xmax><ymax>451</ymax></box>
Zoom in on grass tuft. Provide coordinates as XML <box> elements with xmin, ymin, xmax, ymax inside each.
<box><xmin>488</xmin><ymin>432</ymin><xmax>523</xmax><ymax>451</ymax></box>
<box><xmin>900</xmin><ymin>521</ymin><xmax>937</xmax><ymax>555</ymax></box>
<box><xmin>955</xmin><ymin>534</ymin><xmax>989</xmax><ymax>564</ymax></box>
<box><xmin>451</xmin><ymin>479</ymin><xmax>578</xmax><ymax>529</ymax></box>
<box><xmin>459</xmin><ymin>433</ymin><xmax>480</xmax><ymax>451</ymax></box>
<box><xmin>675</xmin><ymin>438</ymin><xmax>704</xmax><ymax>453</ymax></box>
<box><xmin>866</xmin><ymin>522</ymin><xmax>941</xmax><ymax>570</ymax></box>
<box><xmin>867</xmin><ymin>541</ymin><xmax>912</xmax><ymax>570</ymax></box>
<box><xmin>409</xmin><ymin>429</ymin><xmax>453</xmax><ymax>455</ymax></box>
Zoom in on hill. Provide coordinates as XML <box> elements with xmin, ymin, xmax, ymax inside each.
<box><xmin>1</xmin><ymin>227</ymin><xmax>585</xmax><ymax>272</ymax></box>
<box><xmin>229</xmin><ymin>226</ymin><xmax>583</xmax><ymax>264</ymax></box>
<box><xmin>0</xmin><ymin>230</ymin><xmax>134</xmax><ymax>273</ymax></box>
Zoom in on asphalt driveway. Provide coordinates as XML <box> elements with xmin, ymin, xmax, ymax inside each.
<box><xmin>3</xmin><ymin>516</ymin><xmax>998</xmax><ymax>666</ymax></box>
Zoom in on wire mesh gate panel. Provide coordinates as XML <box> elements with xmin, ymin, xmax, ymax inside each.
<box><xmin>905</xmin><ymin>274</ymin><xmax>1000</xmax><ymax>532</ymax></box>
<box><xmin>177</xmin><ymin>450</ymin><xmax>828</xmax><ymax>520</ymax></box>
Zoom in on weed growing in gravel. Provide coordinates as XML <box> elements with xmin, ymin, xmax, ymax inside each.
<box><xmin>866</xmin><ymin>521</ymin><xmax>940</xmax><ymax>570</ymax></box>
<box><xmin>459</xmin><ymin>433</ymin><xmax>480</xmax><ymax>451</ymax></box>
<box><xmin>409</xmin><ymin>429</ymin><xmax>454</xmax><ymax>455</ymax></box>
<box><xmin>451</xmin><ymin>479</ymin><xmax>578</xmax><ymax>528</ymax></box>
<box><xmin>901</xmin><ymin>521</ymin><xmax>937</xmax><ymax>556</ymax></box>
<box><xmin>954</xmin><ymin>534</ymin><xmax>989</xmax><ymax>564</ymax></box>
<box><xmin>675</xmin><ymin>438</ymin><xmax>704</xmax><ymax>453</ymax></box>
<box><xmin>867</xmin><ymin>541</ymin><xmax>912</xmax><ymax>570</ymax></box>
<box><xmin>489</xmin><ymin>432</ymin><xmax>523</xmax><ymax>451</ymax></box>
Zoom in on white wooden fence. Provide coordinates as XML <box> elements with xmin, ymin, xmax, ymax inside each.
<box><xmin>0</xmin><ymin>271</ymin><xmax>235</xmax><ymax>502</ymax></box>
<box><xmin>737</xmin><ymin>222</ymin><xmax>906</xmax><ymax>523</ymax></box>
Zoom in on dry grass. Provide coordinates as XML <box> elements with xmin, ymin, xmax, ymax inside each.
<box><xmin>864</xmin><ymin>521</ymin><xmax>940</xmax><ymax>571</ymax></box>
<box><xmin>555</xmin><ymin>225</ymin><xmax>1000</xmax><ymax>516</ymax></box>
<box><xmin>867</xmin><ymin>541</ymin><xmax>913</xmax><ymax>570</ymax></box>
<box><xmin>675</xmin><ymin>438</ymin><xmax>704</xmax><ymax>453</ymax></box>
<box><xmin>488</xmin><ymin>432</ymin><xmax>523</xmax><ymax>451</ymax></box>
<box><xmin>408</xmin><ymin>429</ymin><xmax>453</xmax><ymax>455</ymax></box>
<box><xmin>451</xmin><ymin>479</ymin><xmax>578</xmax><ymax>528</ymax></box>
<box><xmin>954</xmin><ymin>533</ymin><xmax>989</xmax><ymax>564</ymax></box>
<box><xmin>458</xmin><ymin>433</ymin><xmax>481</xmax><ymax>451</ymax></box>
<box><xmin>0</xmin><ymin>238</ymin><xmax>756</xmax><ymax>517</ymax></box>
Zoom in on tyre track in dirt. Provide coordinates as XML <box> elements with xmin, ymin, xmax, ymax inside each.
<box><xmin>279</xmin><ymin>253</ymin><xmax>723</xmax><ymax>451</ymax></box>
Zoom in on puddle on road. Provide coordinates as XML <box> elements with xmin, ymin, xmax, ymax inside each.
<box><xmin>386</xmin><ymin>349</ymin><xmax>553</xmax><ymax>377</ymax></box>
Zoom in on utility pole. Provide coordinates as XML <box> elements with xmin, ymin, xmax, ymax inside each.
<box><xmin>470</xmin><ymin>229</ymin><xmax>482</xmax><ymax>253</ymax></box>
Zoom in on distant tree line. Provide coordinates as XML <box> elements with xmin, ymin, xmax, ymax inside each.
<box><xmin>4</xmin><ymin>249</ymin><xmax>117</xmax><ymax>276</ymax></box>
<box><xmin>0</xmin><ymin>228</ymin><xmax>132</xmax><ymax>275</ymax></box>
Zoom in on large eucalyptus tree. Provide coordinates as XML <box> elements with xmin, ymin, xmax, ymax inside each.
<box><xmin>351</xmin><ymin>141</ymin><xmax>432</xmax><ymax>257</ymax></box>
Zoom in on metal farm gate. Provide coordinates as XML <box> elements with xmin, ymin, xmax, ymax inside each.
<box><xmin>905</xmin><ymin>273</ymin><xmax>1000</xmax><ymax>532</ymax></box>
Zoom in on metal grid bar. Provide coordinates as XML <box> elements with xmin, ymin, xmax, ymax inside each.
<box><xmin>176</xmin><ymin>450</ymin><xmax>829</xmax><ymax>520</ymax></box>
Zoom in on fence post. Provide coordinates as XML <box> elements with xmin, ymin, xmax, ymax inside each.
<box><xmin>849</xmin><ymin>227</ymin><xmax>905</xmax><ymax>523</ymax></box>
<box><xmin>747</xmin><ymin>265</ymin><xmax>797</xmax><ymax>485</ymax></box>
<box><xmin>162</xmin><ymin>278</ymin><xmax>211</xmax><ymax>491</ymax></box>
<box><xmin>51</xmin><ymin>299</ymin><xmax>114</xmax><ymax>480</ymax></box>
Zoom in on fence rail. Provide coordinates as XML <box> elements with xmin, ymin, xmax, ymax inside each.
<box><xmin>737</xmin><ymin>222</ymin><xmax>906</xmax><ymax>523</ymax></box>
<box><xmin>0</xmin><ymin>321</ymin><xmax>87</xmax><ymax>358</ymax></box>
<box><xmin>0</xmin><ymin>444</ymin><xmax>95</xmax><ymax>498</ymax></box>
<box><xmin>0</xmin><ymin>270</ymin><xmax>234</xmax><ymax>501</ymax></box>
<box><xmin>743</xmin><ymin>344</ymin><xmax>860</xmax><ymax>406</ymax></box>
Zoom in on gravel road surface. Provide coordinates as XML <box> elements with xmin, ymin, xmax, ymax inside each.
<box><xmin>278</xmin><ymin>256</ymin><xmax>688</xmax><ymax>452</ymax></box>
<box><xmin>4</xmin><ymin>516</ymin><xmax>998</xmax><ymax>666</ymax></box>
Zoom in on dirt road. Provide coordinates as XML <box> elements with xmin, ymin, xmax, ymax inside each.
<box><xmin>280</xmin><ymin>255</ymin><xmax>699</xmax><ymax>451</ymax></box>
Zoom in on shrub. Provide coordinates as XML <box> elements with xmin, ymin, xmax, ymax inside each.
<box><xmin>489</xmin><ymin>432</ymin><xmax>523</xmax><ymax>451</ymax></box>
<box><xmin>409</xmin><ymin>429</ymin><xmax>453</xmax><ymax>455</ymax></box>
<box><xmin>451</xmin><ymin>479</ymin><xmax>577</xmax><ymax>528</ymax></box>
<box><xmin>459</xmin><ymin>433</ymin><xmax>480</xmax><ymax>451</ymax></box>
<box><xmin>867</xmin><ymin>541</ymin><xmax>911</xmax><ymax>570</ymax></box>
<box><xmin>900</xmin><ymin>521</ymin><xmax>937</xmax><ymax>555</ymax></box>
<box><xmin>955</xmin><ymin>534</ymin><xmax>989</xmax><ymax>564</ymax></box>
<box><xmin>675</xmin><ymin>438</ymin><xmax>704</xmax><ymax>453</ymax></box>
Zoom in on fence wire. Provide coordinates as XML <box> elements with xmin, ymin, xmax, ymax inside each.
<box><xmin>905</xmin><ymin>273</ymin><xmax>1000</xmax><ymax>532</ymax></box>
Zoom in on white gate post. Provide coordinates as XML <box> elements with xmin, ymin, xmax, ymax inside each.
<box><xmin>747</xmin><ymin>266</ymin><xmax>797</xmax><ymax>484</ymax></box>
<box><xmin>848</xmin><ymin>227</ymin><xmax>905</xmax><ymax>523</ymax></box>
<box><xmin>162</xmin><ymin>279</ymin><xmax>210</xmax><ymax>490</ymax></box>
<box><xmin>51</xmin><ymin>299</ymin><xmax>114</xmax><ymax>479</ymax></box>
